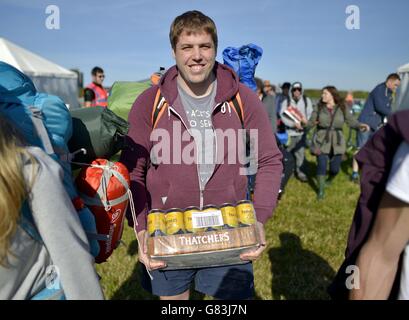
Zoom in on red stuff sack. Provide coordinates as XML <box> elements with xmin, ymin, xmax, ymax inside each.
<box><xmin>75</xmin><ymin>159</ymin><xmax>131</xmax><ymax>263</ymax></box>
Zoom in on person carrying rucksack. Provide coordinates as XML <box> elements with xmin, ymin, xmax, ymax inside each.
<box><xmin>279</xmin><ymin>81</ymin><xmax>313</xmax><ymax>182</ymax></box>
<box><xmin>0</xmin><ymin>61</ymin><xmax>100</xmax><ymax>259</ymax></box>
<box><xmin>120</xmin><ymin>10</ymin><xmax>283</xmax><ymax>300</ymax></box>
<box><xmin>0</xmin><ymin>116</ymin><xmax>104</xmax><ymax>300</ymax></box>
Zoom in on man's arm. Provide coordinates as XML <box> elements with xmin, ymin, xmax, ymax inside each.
<box><xmin>239</xmin><ymin>85</ymin><xmax>283</xmax><ymax>261</ymax></box>
<box><xmin>373</xmin><ymin>85</ymin><xmax>391</xmax><ymax>117</ymax></box>
<box><xmin>119</xmin><ymin>87</ymin><xmax>157</xmax><ymax>233</ymax></box>
<box><xmin>119</xmin><ymin>87</ymin><xmax>167</xmax><ymax>271</ymax></box>
<box><xmin>305</xmin><ymin>105</ymin><xmax>318</xmax><ymax>129</ymax></box>
<box><xmin>241</xmin><ymin>85</ymin><xmax>283</xmax><ymax>223</ymax></box>
<box><xmin>350</xmin><ymin>192</ymin><xmax>409</xmax><ymax>300</ymax></box>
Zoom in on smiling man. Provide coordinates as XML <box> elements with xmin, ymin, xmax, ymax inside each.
<box><xmin>120</xmin><ymin>10</ymin><xmax>283</xmax><ymax>300</ymax></box>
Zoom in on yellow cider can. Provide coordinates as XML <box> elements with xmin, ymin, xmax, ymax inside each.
<box><xmin>147</xmin><ymin>209</ymin><xmax>166</xmax><ymax>237</ymax></box>
<box><xmin>165</xmin><ymin>208</ymin><xmax>185</xmax><ymax>235</ymax></box>
<box><xmin>220</xmin><ymin>203</ymin><xmax>239</xmax><ymax>229</ymax></box>
<box><xmin>183</xmin><ymin>206</ymin><xmax>202</xmax><ymax>233</ymax></box>
<box><xmin>236</xmin><ymin>200</ymin><xmax>256</xmax><ymax>226</ymax></box>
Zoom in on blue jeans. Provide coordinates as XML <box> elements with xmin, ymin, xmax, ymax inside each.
<box><xmin>317</xmin><ymin>153</ymin><xmax>343</xmax><ymax>176</ymax></box>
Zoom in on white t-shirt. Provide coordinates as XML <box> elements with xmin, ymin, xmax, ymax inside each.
<box><xmin>386</xmin><ymin>141</ymin><xmax>409</xmax><ymax>203</ymax></box>
<box><xmin>386</xmin><ymin>141</ymin><xmax>409</xmax><ymax>300</ymax></box>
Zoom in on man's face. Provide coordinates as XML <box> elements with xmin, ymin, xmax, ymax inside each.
<box><xmin>386</xmin><ymin>79</ymin><xmax>401</xmax><ymax>92</ymax></box>
<box><xmin>93</xmin><ymin>72</ymin><xmax>105</xmax><ymax>85</ymax></box>
<box><xmin>173</xmin><ymin>30</ymin><xmax>216</xmax><ymax>90</ymax></box>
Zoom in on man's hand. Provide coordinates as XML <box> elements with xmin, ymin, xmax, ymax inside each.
<box><xmin>359</xmin><ymin>123</ymin><xmax>370</xmax><ymax>132</ymax></box>
<box><xmin>294</xmin><ymin>121</ymin><xmax>303</xmax><ymax>130</ymax></box>
<box><xmin>240</xmin><ymin>221</ymin><xmax>267</xmax><ymax>261</ymax></box>
<box><xmin>137</xmin><ymin>229</ymin><xmax>167</xmax><ymax>271</ymax></box>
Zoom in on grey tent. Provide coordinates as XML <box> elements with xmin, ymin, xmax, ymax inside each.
<box><xmin>395</xmin><ymin>62</ymin><xmax>409</xmax><ymax>111</ymax></box>
<box><xmin>0</xmin><ymin>37</ymin><xmax>79</xmax><ymax>109</ymax></box>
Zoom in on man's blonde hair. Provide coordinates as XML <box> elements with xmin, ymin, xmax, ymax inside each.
<box><xmin>169</xmin><ymin>10</ymin><xmax>218</xmax><ymax>51</ymax></box>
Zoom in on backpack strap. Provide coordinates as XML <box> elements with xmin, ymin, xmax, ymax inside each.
<box><xmin>228</xmin><ymin>92</ymin><xmax>254</xmax><ymax>200</ymax></box>
<box><xmin>151</xmin><ymin>89</ymin><xmax>244</xmax><ymax>128</ymax></box>
<box><xmin>303</xmin><ymin>95</ymin><xmax>309</xmax><ymax>117</ymax></box>
<box><xmin>151</xmin><ymin>88</ymin><xmax>168</xmax><ymax>129</ymax></box>
<box><xmin>228</xmin><ymin>92</ymin><xmax>244</xmax><ymax>128</ymax></box>
<box><xmin>29</xmin><ymin>106</ymin><xmax>54</xmax><ymax>155</ymax></box>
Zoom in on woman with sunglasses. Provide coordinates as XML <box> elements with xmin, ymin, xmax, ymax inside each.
<box><xmin>305</xmin><ymin>86</ymin><xmax>369</xmax><ymax>200</ymax></box>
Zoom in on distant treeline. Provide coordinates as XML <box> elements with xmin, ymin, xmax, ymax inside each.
<box><xmin>304</xmin><ymin>89</ymin><xmax>369</xmax><ymax>100</ymax></box>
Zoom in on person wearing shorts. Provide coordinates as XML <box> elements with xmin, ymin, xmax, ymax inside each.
<box><xmin>120</xmin><ymin>10</ymin><xmax>283</xmax><ymax>300</ymax></box>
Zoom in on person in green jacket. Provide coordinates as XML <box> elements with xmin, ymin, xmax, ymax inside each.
<box><xmin>303</xmin><ymin>86</ymin><xmax>369</xmax><ymax>200</ymax></box>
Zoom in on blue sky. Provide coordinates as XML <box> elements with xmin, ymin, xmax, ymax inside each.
<box><xmin>1</xmin><ymin>0</ymin><xmax>408</xmax><ymax>91</ymax></box>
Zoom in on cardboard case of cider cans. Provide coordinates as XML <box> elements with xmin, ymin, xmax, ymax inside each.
<box><xmin>147</xmin><ymin>200</ymin><xmax>260</xmax><ymax>270</ymax></box>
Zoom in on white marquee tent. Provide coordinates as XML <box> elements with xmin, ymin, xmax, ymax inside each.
<box><xmin>396</xmin><ymin>62</ymin><xmax>409</xmax><ymax>111</ymax></box>
<box><xmin>0</xmin><ymin>37</ymin><xmax>79</xmax><ymax>109</ymax></box>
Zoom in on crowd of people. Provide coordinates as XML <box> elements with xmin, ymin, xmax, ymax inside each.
<box><xmin>1</xmin><ymin>9</ymin><xmax>407</xmax><ymax>301</ymax></box>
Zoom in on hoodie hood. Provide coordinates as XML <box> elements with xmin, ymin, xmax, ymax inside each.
<box><xmin>158</xmin><ymin>62</ymin><xmax>240</xmax><ymax>105</ymax></box>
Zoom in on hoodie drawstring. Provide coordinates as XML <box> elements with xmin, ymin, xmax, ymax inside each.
<box><xmin>220</xmin><ymin>101</ymin><xmax>231</xmax><ymax>116</ymax></box>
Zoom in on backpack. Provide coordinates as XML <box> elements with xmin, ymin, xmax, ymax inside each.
<box><xmin>0</xmin><ymin>62</ymin><xmax>103</xmax><ymax>299</ymax></box>
<box><xmin>0</xmin><ymin>61</ymin><xmax>101</xmax><ymax>258</ymax></box>
<box><xmin>222</xmin><ymin>44</ymin><xmax>263</xmax><ymax>92</ymax></box>
<box><xmin>75</xmin><ymin>159</ymin><xmax>131</xmax><ymax>263</ymax></box>
<box><xmin>107</xmin><ymin>67</ymin><xmax>167</xmax><ymax>121</ymax></box>
<box><xmin>68</xmin><ymin>106</ymin><xmax>129</xmax><ymax>168</ymax></box>
<box><xmin>108</xmin><ymin>81</ymin><xmax>151</xmax><ymax>120</ymax></box>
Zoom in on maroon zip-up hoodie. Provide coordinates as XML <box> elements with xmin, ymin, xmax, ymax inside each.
<box><xmin>120</xmin><ymin>62</ymin><xmax>283</xmax><ymax>232</ymax></box>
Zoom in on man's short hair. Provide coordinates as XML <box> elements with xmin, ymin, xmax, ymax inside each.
<box><xmin>91</xmin><ymin>66</ymin><xmax>104</xmax><ymax>76</ymax></box>
<box><xmin>281</xmin><ymin>82</ymin><xmax>291</xmax><ymax>90</ymax></box>
<box><xmin>386</xmin><ymin>73</ymin><xmax>401</xmax><ymax>82</ymax></box>
<box><xmin>169</xmin><ymin>10</ymin><xmax>218</xmax><ymax>51</ymax></box>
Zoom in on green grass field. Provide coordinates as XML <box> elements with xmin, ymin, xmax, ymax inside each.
<box><xmin>96</xmin><ymin>146</ymin><xmax>360</xmax><ymax>300</ymax></box>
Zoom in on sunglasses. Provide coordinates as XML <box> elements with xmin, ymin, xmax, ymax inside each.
<box><xmin>97</xmin><ymin>75</ymin><xmax>105</xmax><ymax>78</ymax></box>
<box><xmin>292</xmin><ymin>88</ymin><xmax>301</xmax><ymax>92</ymax></box>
